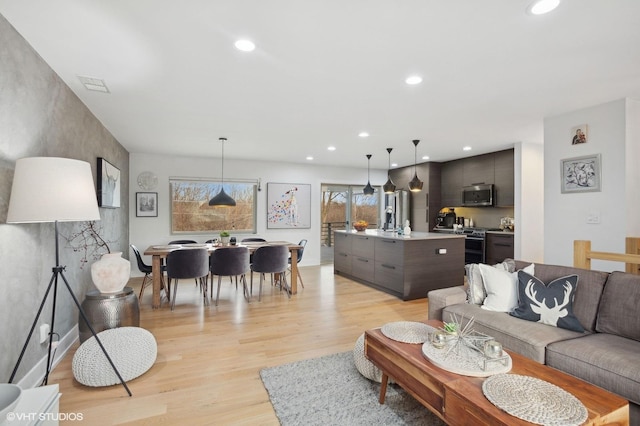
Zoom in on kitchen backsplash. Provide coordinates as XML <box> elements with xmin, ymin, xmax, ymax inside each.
<box><xmin>439</xmin><ymin>206</ymin><xmax>515</xmax><ymax>229</ymax></box>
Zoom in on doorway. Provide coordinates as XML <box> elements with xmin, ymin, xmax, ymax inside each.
<box><xmin>320</xmin><ymin>184</ymin><xmax>380</xmax><ymax>264</ymax></box>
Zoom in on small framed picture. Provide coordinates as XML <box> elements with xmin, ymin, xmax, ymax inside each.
<box><xmin>561</xmin><ymin>154</ymin><xmax>601</xmax><ymax>193</ymax></box>
<box><xmin>136</xmin><ymin>192</ymin><xmax>158</xmax><ymax>217</ymax></box>
<box><xmin>570</xmin><ymin>124</ymin><xmax>588</xmax><ymax>145</ymax></box>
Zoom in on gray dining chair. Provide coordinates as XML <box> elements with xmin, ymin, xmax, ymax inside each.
<box><xmin>210</xmin><ymin>246</ymin><xmax>251</xmax><ymax>305</ymax></box>
<box><xmin>250</xmin><ymin>245</ymin><xmax>290</xmax><ymax>301</ymax></box>
<box><xmin>166</xmin><ymin>248</ymin><xmax>209</xmax><ymax>310</ymax></box>
<box><xmin>168</xmin><ymin>239</ymin><xmax>198</xmax><ymax>245</ymax></box>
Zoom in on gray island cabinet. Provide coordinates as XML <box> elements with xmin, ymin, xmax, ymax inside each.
<box><xmin>334</xmin><ymin>230</ymin><xmax>465</xmax><ymax>300</ymax></box>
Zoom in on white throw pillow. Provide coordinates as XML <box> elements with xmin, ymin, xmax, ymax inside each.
<box><xmin>480</xmin><ymin>263</ymin><xmax>535</xmax><ymax>312</ymax></box>
<box><xmin>466</xmin><ymin>260</ymin><xmax>515</xmax><ymax>305</ymax></box>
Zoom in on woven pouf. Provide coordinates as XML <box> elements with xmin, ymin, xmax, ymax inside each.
<box><xmin>353</xmin><ymin>333</ymin><xmax>392</xmax><ymax>383</ymax></box>
<box><xmin>73</xmin><ymin>327</ymin><xmax>157</xmax><ymax>387</ymax></box>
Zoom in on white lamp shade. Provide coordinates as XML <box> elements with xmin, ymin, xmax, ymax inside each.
<box><xmin>7</xmin><ymin>157</ymin><xmax>101</xmax><ymax>223</ymax></box>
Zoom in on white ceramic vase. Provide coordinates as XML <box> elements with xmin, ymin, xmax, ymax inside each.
<box><xmin>91</xmin><ymin>252</ymin><xmax>131</xmax><ymax>293</ymax></box>
<box><xmin>220</xmin><ymin>236</ymin><xmax>230</xmax><ymax>245</ymax></box>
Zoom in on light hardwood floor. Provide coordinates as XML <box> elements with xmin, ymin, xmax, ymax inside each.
<box><xmin>49</xmin><ymin>265</ymin><xmax>440</xmax><ymax>425</ymax></box>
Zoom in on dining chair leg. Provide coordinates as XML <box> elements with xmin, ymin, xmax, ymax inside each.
<box><xmin>201</xmin><ymin>277</ymin><xmax>209</xmax><ymax>306</ymax></box>
<box><xmin>242</xmin><ymin>274</ymin><xmax>251</xmax><ymax>303</ymax></box>
<box><xmin>258</xmin><ymin>273</ymin><xmax>264</xmax><ymax>302</ymax></box>
<box><xmin>215</xmin><ymin>275</ymin><xmax>223</xmax><ymax>306</ymax></box>
<box><xmin>281</xmin><ymin>273</ymin><xmax>291</xmax><ymax>299</ymax></box>
<box><xmin>171</xmin><ymin>279</ymin><xmax>179</xmax><ymax>311</ymax></box>
<box><xmin>139</xmin><ymin>273</ymin><xmax>151</xmax><ymax>299</ymax></box>
<box><xmin>297</xmin><ymin>269</ymin><xmax>304</xmax><ymax>288</ymax></box>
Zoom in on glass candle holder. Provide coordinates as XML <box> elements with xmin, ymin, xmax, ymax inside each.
<box><xmin>431</xmin><ymin>331</ymin><xmax>447</xmax><ymax>349</ymax></box>
<box><xmin>483</xmin><ymin>340</ymin><xmax>503</xmax><ymax>358</ymax></box>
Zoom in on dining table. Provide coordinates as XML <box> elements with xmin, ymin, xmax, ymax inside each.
<box><xmin>143</xmin><ymin>241</ymin><xmax>303</xmax><ymax>308</ymax></box>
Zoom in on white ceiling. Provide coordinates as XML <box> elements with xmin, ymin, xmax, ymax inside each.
<box><xmin>2</xmin><ymin>0</ymin><xmax>640</xmax><ymax>169</ymax></box>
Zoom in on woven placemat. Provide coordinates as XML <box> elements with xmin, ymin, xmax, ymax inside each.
<box><xmin>482</xmin><ymin>374</ymin><xmax>588</xmax><ymax>426</ymax></box>
<box><xmin>380</xmin><ymin>321</ymin><xmax>435</xmax><ymax>344</ymax></box>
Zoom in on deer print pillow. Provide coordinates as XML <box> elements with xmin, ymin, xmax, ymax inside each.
<box><xmin>511</xmin><ymin>271</ymin><xmax>585</xmax><ymax>332</ymax></box>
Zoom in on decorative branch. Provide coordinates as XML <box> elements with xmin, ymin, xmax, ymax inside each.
<box><xmin>64</xmin><ymin>221</ymin><xmax>114</xmax><ymax>268</ymax></box>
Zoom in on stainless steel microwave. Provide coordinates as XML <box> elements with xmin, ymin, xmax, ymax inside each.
<box><xmin>461</xmin><ymin>184</ymin><xmax>494</xmax><ymax>207</ymax></box>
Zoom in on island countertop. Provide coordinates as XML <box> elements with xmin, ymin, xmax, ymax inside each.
<box><xmin>335</xmin><ymin>229</ymin><xmax>465</xmax><ymax>241</ymax></box>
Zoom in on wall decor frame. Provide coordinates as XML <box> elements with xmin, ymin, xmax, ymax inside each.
<box><xmin>561</xmin><ymin>154</ymin><xmax>601</xmax><ymax>193</ymax></box>
<box><xmin>570</xmin><ymin>124</ymin><xmax>588</xmax><ymax>145</ymax></box>
<box><xmin>97</xmin><ymin>157</ymin><xmax>121</xmax><ymax>208</ymax></box>
<box><xmin>267</xmin><ymin>182</ymin><xmax>311</xmax><ymax>229</ymax></box>
<box><xmin>136</xmin><ymin>192</ymin><xmax>158</xmax><ymax>217</ymax></box>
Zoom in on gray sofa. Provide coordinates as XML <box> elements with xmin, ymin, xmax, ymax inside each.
<box><xmin>428</xmin><ymin>260</ymin><xmax>640</xmax><ymax>423</ymax></box>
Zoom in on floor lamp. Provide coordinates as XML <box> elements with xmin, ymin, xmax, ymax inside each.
<box><xmin>7</xmin><ymin>157</ymin><xmax>131</xmax><ymax>396</ymax></box>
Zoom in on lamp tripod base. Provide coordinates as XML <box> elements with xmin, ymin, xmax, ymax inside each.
<box><xmin>9</xmin><ymin>266</ymin><xmax>132</xmax><ymax>396</ymax></box>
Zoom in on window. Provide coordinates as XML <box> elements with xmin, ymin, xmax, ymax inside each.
<box><xmin>170</xmin><ymin>178</ymin><xmax>257</xmax><ymax>234</ymax></box>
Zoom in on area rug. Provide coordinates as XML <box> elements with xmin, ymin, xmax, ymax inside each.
<box><xmin>260</xmin><ymin>351</ymin><xmax>446</xmax><ymax>426</ymax></box>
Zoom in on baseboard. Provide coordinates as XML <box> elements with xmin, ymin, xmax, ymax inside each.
<box><xmin>17</xmin><ymin>325</ymin><xmax>78</xmax><ymax>389</ymax></box>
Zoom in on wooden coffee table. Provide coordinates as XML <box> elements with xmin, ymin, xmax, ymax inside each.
<box><xmin>364</xmin><ymin>320</ymin><xmax>629</xmax><ymax>425</ymax></box>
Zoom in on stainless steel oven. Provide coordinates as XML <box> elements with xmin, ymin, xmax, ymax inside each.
<box><xmin>463</xmin><ymin>228</ymin><xmax>485</xmax><ymax>264</ymax></box>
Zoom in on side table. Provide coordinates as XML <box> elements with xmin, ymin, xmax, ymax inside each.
<box><xmin>79</xmin><ymin>286</ymin><xmax>140</xmax><ymax>343</ymax></box>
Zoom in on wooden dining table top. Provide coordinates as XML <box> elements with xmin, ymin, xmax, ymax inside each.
<box><xmin>143</xmin><ymin>240</ymin><xmax>302</xmax><ymax>255</ymax></box>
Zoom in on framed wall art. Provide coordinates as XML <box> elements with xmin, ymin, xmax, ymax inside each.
<box><xmin>570</xmin><ymin>124</ymin><xmax>588</xmax><ymax>145</ymax></box>
<box><xmin>136</xmin><ymin>192</ymin><xmax>158</xmax><ymax>217</ymax></box>
<box><xmin>267</xmin><ymin>183</ymin><xmax>311</xmax><ymax>229</ymax></box>
<box><xmin>97</xmin><ymin>157</ymin><xmax>121</xmax><ymax>208</ymax></box>
<box><xmin>561</xmin><ymin>154</ymin><xmax>601</xmax><ymax>193</ymax></box>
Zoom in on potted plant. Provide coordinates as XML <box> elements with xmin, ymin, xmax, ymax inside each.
<box><xmin>219</xmin><ymin>230</ymin><xmax>231</xmax><ymax>245</ymax></box>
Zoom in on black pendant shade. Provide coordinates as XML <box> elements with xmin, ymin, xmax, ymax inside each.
<box><xmin>209</xmin><ymin>137</ymin><xmax>237</xmax><ymax>207</ymax></box>
<box><xmin>408</xmin><ymin>139</ymin><xmax>424</xmax><ymax>192</ymax></box>
<box><xmin>363</xmin><ymin>154</ymin><xmax>375</xmax><ymax>195</ymax></box>
<box><xmin>383</xmin><ymin>147</ymin><xmax>396</xmax><ymax>194</ymax></box>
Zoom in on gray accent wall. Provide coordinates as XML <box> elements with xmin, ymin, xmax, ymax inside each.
<box><xmin>0</xmin><ymin>14</ymin><xmax>129</xmax><ymax>383</ymax></box>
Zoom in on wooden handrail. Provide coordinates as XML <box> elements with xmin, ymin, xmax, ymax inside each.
<box><xmin>574</xmin><ymin>238</ymin><xmax>640</xmax><ymax>275</ymax></box>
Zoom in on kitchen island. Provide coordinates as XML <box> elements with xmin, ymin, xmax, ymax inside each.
<box><xmin>334</xmin><ymin>230</ymin><xmax>465</xmax><ymax>300</ymax></box>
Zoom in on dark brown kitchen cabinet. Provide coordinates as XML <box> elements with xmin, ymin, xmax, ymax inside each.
<box><xmin>333</xmin><ymin>230</ymin><xmax>465</xmax><ymax>300</ymax></box>
<box><xmin>485</xmin><ymin>232</ymin><xmax>514</xmax><ymax>264</ymax></box>
<box><xmin>493</xmin><ymin>149</ymin><xmax>515</xmax><ymax>206</ymax></box>
<box><xmin>440</xmin><ymin>160</ymin><xmax>463</xmax><ymax>208</ymax></box>
<box><xmin>462</xmin><ymin>153</ymin><xmax>494</xmax><ymax>187</ymax></box>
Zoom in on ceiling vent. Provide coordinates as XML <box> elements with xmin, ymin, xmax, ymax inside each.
<box><xmin>77</xmin><ymin>75</ymin><xmax>110</xmax><ymax>93</ymax></box>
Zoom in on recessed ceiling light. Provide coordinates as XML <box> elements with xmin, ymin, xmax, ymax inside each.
<box><xmin>306</xmin><ymin>156</ymin><xmax>314</xmax><ymax>161</ymax></box>
<box><xmin>463</xmin><ymin>146</ymin><xmax>472</xmax><ymax>151</ymax></box>
<box><xmin>405</xmin><ymin>75</ymin><xmax>423</xmax><ymax>85</ymax></box>
<box><xmin>234</xmin><ymin>39</ymin><xmax>256</xmax><ymax>52</ymax></box>
<box><xmin>327</xmin><ymin>146</ymin><xmax>336</xmax><ymax>151</ymax></box>
<box><xmin>527</xmin><ymin>0</ymin><xmax>560</xmax><ymax>15</ymax></box>
<box><xmin>422</xmin><ymin>155</ymin><xmax>430</xmax><ymax>160</ymax></box>
<box><xmin>358</xmin><ymin>132</ymin><xmax>369</xmax><ymax>138</ymax></box>
<box><xmin>391</xmin><ymin>163</ymin><xmax>398</xmax><ymax>167</ymax></box>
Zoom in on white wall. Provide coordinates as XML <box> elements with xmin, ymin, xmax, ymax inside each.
<box><xmin>129</xmin><ymin>153</ymin><xmax>387</xmax><ymax>274</ymax></box>
<box><xmin>626</xmin><ymin>99</ymin><xmax>640</xmax><ymax>238</ymax></box>
<box><xmin>515</xmin><ymin>142</ymin><xmax>544</xmax><ymax>262</ymax></box>
<box><xmin>544</xmin><ymin>98</ymin><xmax>640</xmax><ymax>271</ymax></box>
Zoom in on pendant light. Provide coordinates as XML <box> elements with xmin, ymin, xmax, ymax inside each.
<box><xmin>408</xmin><ymin>139</ymin><xmax>424</xmax><ymax>192</ymax></box>
<box><xmin>363</xmin><ymin>154</ymin><xmax>375</xmax><ymax>195</ymax></box>
<box><xmin>209</xmin><ymin>137</ymin><xmax>236</xmax><ymax>207</ymax></box>
<box><xmin>383</xmin><ymin>148</ymin><xmax>396</xmax><ymax>194</ymax></box>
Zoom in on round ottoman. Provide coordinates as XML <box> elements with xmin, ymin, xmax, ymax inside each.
<box><xmin>353</xmin><ymin>333</ymin><xmax>392</xmax><ymax>383</ymax></box>
<box><xmin>73</xmin><ymin>327</ymin><xmax>157</xmax><ymax>387</ymax></box>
